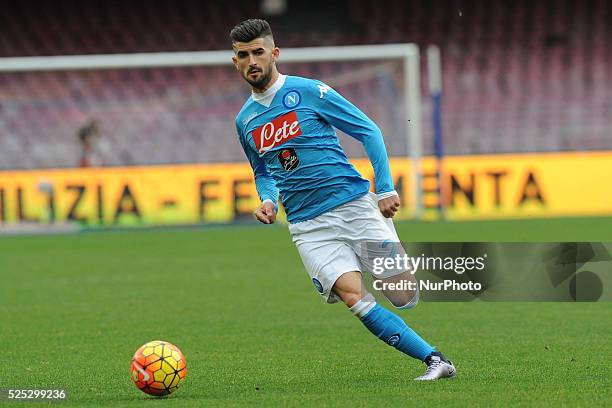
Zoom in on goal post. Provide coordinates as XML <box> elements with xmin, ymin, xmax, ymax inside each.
<box><xmin>0</xmin><ymin>44</ymin><xmax>423</xmax><ymax>219</ymax></box>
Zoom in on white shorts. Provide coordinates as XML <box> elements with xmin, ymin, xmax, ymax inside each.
<box><xmin>288</xmin><ymin>192</ymin><xmax>407</xmax><ymax>303</ymax></box>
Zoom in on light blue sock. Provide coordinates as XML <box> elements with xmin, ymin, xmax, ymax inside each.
<box><xmin>355</xmin><ymin>302</ymin><xmax>435</xmax><ymax>361</ymax></box>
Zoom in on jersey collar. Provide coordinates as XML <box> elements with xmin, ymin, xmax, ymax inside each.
<box><xmin>251</xmin><ymin>74</ymin><xmax>286</xmax><ymax>107</ymax></box>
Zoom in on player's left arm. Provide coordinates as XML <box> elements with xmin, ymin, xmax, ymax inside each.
<box><xmin>315</xmin><ymin>83</ymin><xmax>399</xmax><ymax>218</ymax></box>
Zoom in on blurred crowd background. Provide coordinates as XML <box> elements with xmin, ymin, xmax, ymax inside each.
<box><xmin>0</xmin><ymin>0</ymin><xmax>610</xmax><ymax>170</ymax></box>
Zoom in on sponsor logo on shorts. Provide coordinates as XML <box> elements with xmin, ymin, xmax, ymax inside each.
<box><xmin>252</xmin><ymin>111</ymin><xmax>302</xmax><ymax>153</ymax></box>
<box><xmin>312</xmin><ymin>278</ymin><xmax>324</xmax><ymax>293</ymax></box>
<box><xmin>278</xmin><ymin>148</ymin><xmax>300</xmax><ymax>171</ymax></box>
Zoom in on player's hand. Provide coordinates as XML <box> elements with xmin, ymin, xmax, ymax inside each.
<box><xmin>254</xmin><ymin>201</ymin><xmax>277</xmax><ymax>224</ymax></box>
<box><xmin>378</xmin><ymin>195</ymin><xmax>400</xmax><ymax>218</ymax></box>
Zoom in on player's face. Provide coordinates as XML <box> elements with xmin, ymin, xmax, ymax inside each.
<box><xmin>232</xmin><ymin>37</ymin><xmax>279</xmax><ymax>91</ymax></box>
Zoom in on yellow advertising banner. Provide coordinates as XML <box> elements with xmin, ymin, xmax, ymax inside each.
<box><xmin>388</xmin><ymin>151</ymin><xmax>612</xmax><ymax>220</ymax></box>
<box><xmin>0</xmin><ymin>151</ymin><xmax>610</xmax><ymax>226</ymax></box>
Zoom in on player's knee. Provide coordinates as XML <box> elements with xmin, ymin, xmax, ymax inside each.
<box><xmin>340</xmin><ymin>291</ymin><xmax>367</xmax><ymax>308</ymax></box>
<box><xmin>332</xmin><ymin>271</ymin><xmax>366</xmax><ymax>308</ymax></box>
<box><xmin>391</xmin><ymin>287</ymin><xmax>419</xmax><ymax>310</ymax></box>
<box><xmin>378</xmin><ymin>270</ymin><xmax>419</xmax><ymax>310</ymax></box>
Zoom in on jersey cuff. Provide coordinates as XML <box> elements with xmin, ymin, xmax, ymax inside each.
<box><xmin>262</xmin><ymin>199</ymin><xmax>278</xmax><ymax>212</ymax></box>
<box><xmin>376</xmin><ymin>190</ymin><xmax>399</xmax><ymax>201</ymax></box>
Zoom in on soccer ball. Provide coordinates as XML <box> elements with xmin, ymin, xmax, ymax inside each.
<box><xmin>130</xmin><ymin>340</ymin><xmax>187</xmax><ymax>396</ymax></box>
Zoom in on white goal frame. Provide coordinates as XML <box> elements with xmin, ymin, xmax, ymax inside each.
<box><xmin>0</xmin><ymin>44</ymin><xmax>423</xmax><ymax>218</ymax></box>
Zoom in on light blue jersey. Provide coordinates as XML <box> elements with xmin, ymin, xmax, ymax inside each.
<box><xmin>235</xmin><ymin>74</ymin><xmax>395</xmax><ymax>223</ymax></box>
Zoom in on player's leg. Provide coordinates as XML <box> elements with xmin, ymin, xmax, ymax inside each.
<box><xmin>332</xmin><ymin>271</ymin><xmax>436</xmax><ymax>362</ymax></box>
<box><xmin>333</xmin><ymin>270</ymin><xmax>455</xmax><ymax>381</ymax></box>
<box><xmin>289</xmin><ymin>206</ymin><xmax>455</xmax><ymax>380</ymax></box>
<box><xmin>332</xmin><ymin>193</ymin><xmax>457</xmax><ymax>380</ymax></box>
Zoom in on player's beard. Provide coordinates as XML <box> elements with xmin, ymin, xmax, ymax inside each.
<box><xmin>245</xmin><ymin>65</ymin><xmax>273</xmax><ymax>91</ymax></box>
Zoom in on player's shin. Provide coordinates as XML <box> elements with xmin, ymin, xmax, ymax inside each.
<box><xmin>349</xmin><ymin>293</ymin><xmax>434</xmax><ymax>361</ymax></box>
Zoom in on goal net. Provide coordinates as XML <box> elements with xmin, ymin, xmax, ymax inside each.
<box><xmin>0</xmin><ymin>44</ymin><xmax>423</xmax><ymax>218</ymax></box>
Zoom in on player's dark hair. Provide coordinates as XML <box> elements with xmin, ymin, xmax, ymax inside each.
<box><xmin>230</xmin><ymin>19</ymin><xmax>274</xmax><ymax>44</ymax></box>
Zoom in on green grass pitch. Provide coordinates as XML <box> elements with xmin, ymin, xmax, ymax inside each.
<box><xmin>1</xmin><ymin>217</ymin><xmax>611</xmax><ymax>407</ymax></box>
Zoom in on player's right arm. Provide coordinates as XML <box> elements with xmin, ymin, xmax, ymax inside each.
<box><xmin>236</xmin><ymin>123</ymin><xmax>279</xmax><ymax>224</ymax></box>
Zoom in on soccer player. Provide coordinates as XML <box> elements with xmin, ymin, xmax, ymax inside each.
<box><xmin>231</xmin><ymin>19</ymin><xmax>455</xmax><ymax>381</ymax></box>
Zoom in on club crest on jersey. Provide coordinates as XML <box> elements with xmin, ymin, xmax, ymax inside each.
<box><xmin>282</xmin><ymin>90</ymin><xmax>301</xmax><ymax>108</ymax></box>
<box><xmin>252</xmin><ymin>111</ymin><xmax>302</xmax><ymax>153</ymax></box>
<box><xmin>278</xmin><ymin>148</ymin><xmax>300</xmax><ymax>171</ymax></box>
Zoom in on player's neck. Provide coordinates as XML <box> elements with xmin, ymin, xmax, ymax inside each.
<box><xmin>252</xmin><ymin>70</ymin><xmax>280</xmax><ymax>94</ymax></box>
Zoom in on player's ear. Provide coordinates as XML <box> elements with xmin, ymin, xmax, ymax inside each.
<box><xmin>272</xmin><ymin>47</ymin><xmax>280</xmax><ymax>61</ymax></box>
<box><xmin>231</xmin><ymin>56</ymin><xmax>239</xmax><ymax>70</ymax></box>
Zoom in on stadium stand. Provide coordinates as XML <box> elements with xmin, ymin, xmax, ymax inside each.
<box><xmin>0</xmin><ymin>0</ymin><xmax>610</xmax><ymax>169</ymax></box>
